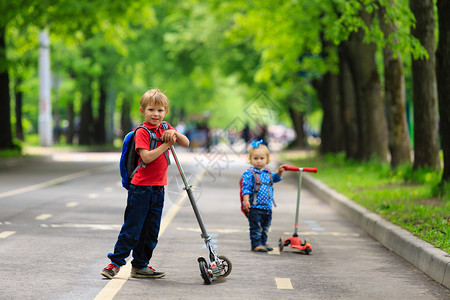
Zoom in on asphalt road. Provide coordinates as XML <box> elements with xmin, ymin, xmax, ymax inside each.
<box><xmin>0</xmin><ymin>148</ymin><xmax>449</xmax><ymax>300</ymax></box>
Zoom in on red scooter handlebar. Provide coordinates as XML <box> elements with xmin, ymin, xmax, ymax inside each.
<box><xmin>284</xmin><ymin>166</ymin><xmax>318</xmax><ymax>173</ymax></box>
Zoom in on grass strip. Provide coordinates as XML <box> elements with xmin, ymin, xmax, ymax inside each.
<box><xmin>281</xmin><ymin>151</ymin><xmax>450</xmax><ymax>254</ymax></box>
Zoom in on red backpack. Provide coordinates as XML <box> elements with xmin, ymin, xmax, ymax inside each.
<box><xmin>239</xmin><ymin>169</ymin><xmax>273</xmax><ymax>217</ymax></box>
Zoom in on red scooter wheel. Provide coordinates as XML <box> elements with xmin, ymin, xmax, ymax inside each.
<box><xmin>278</xmin><ymin>237</ymin><xmax>284</xmax><ymax>252</ymax></box>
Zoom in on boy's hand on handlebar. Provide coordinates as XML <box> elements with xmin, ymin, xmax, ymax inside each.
<box><xmin>161</xmin><ymin>129</ymin><xmax>175</xmax><ymax>143</ymax></box>
<box><xmin>167</xmin><ymin>134</ymin><xmax>177</xmax><ymax>147</ymax></box>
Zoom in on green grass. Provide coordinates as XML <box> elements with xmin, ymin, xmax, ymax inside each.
<box><xmin>281</xmin><ymin>152</ymin><xmax>450</xmax><ymax>253</ymax></box>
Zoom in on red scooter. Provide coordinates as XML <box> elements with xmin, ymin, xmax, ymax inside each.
<box><xmin>279</xmin><ymin>166</ymin><xmax>318</xmax><ymax>255</ymax></box>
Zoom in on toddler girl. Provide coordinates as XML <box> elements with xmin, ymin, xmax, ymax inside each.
<box><xmin>241</xmin><ymin>140</ymin><xmax>285</xmax><ymax>252</ymax></box>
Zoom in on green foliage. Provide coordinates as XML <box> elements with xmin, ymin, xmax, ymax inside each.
<box><xmin>0</xmin><ymin>0</ymin><xmax>436</xmax><ymax>146</ymax></box>
<box><xmin>282</xmin><ymin>152</ymin><xmax>450</xmax><ymax>253</ymax></box>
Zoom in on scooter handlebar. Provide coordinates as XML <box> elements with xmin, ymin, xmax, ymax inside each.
<box><xmin>284</xmin><ymin>166</ymin><xmax>318</xmax><ymax>173</ymax></box>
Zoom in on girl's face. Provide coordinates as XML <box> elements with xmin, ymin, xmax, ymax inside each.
<box><xmin>140</xmin><ymin>104</ymin><xmax>167</xmax><ymax>126</ymax></box>
<box><xmin>250</xmin><ymin>148</ymin><xmax>268</xmax><ymax>170</ymax></box>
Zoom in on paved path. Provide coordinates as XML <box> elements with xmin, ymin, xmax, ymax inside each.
<box><xmin>0</xmin><ymin>149</ymin><xmax>448</xmax><ymax>299</ymax></box>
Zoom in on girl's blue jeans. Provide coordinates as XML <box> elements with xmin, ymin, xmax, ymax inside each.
<box><xmin>248</xmin><ymin>208</ymin><xmax>272</xmax><ymax>249</ymax></box>
<box><xmin>108</xmin><ymin>185</ymin><xmax>164</xmax><ymax>269</ymax></box>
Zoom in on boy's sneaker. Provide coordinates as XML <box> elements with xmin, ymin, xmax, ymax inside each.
<box><xmin>131</xmin><ymin>266</ymin><xmax>165</xmax><ymax>278</ymax></box>
<box><xmin>101</xmin><ymin>264</ymin><xmax>120</xmax><ymax>279</ymax></box>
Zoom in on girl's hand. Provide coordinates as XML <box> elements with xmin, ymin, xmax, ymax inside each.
<box><xmin>244</xmin><ymin>200</ymin><xmax>251</xmax><ymax>213</ymax></box>
<box><xmin>243</xmin><ymin>195</ymin><xmax>251</xmax><ymax>213</ymax></box>
<box><xmin>277</xmin><ymin>164</ymin><xmax>286</xmax><ymax>177</ymax></box>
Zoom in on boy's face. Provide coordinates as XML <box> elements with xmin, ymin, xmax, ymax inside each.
<box><xmin>140</xmin><ymin>104</ymin><xmax>168</xmax><ymax>126</ymax></box>
<box><xmin>250</xmin><ymin>148</ymin><xmax>268</xmax><ymax>170</ymax></box>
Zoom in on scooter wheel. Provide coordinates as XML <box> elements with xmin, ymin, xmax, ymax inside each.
<box><xmin>216</xmin><ymin>255</ymin><xmax>232</xmax><ymax>279</ymax></box>
<box><xmin>278</xmin><ymin>237</ymin><xmax>284</xmax><ymax>252</ymax></box>
<box><xmin>198</xmin><ymin>258</ymin><xmax>212</xmax><ymax>284</ymax></box>
<box><xmin>304</xmin><ymin>246</ymin><xmax>311</xmax><ymax>255</ymax></box>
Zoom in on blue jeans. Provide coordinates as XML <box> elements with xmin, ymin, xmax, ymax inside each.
<box><xmin>248</xmin><ymin>208</ymin><xmax>272</xmax><ymax>249</ymax></box>
<box><xmin>108</xmin><ymin>185</ymin><xmax>164</xmax><ymax>269</ymax></box>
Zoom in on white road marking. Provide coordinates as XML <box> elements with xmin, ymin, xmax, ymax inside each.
<box><xmin>275</xmin><ymin>278</ymin><xmax>294</xmax><ymax>289</ymax></box>
<box><xmin>88</xmin><ymin>193</ymin><xmax>99</xmax><ymax>199</ymax></box>
<box><xmin>66</xmin><ymin>202</ymin><xmax>80</xmax><ymax>207</ymax></box>
<box><xmin>103</xmin><ymin>187</ymin><xmax>113</xmax><ymax>192</ymax></box>
<box><xmin>268</xmin><ymin>248</ymin><xmax>280</xmax><ymax>255</ymax></box>
<box><xmin>0</xmin><ymin>231</ymin><xmax>16</xmax><ymax>238</ymax></box>
<box><xmin>304</xmin><ymin>220</ymin><xmax>325</xmax><ymax>231</ymax></box>
<box><xmin>45</xmin><ymin>223</ymin><xmax>121</xmax><ymax>231</ymax></box>
<box><xmin>0</xmin><ymin>165</ymin><xmax>113</xmax><ymax>200</ymax></box>
<box><xmin>94</xmin><ymin>168</ymin><xmax>207</xmax><ymax>300</ymax></box>
<box><xmin>35</xmin><ymin>214</ymin><xmax>52</xmax><ymax>220</ymax></box>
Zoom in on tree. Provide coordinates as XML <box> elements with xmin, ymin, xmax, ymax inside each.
<box><xmin>342</xmin><ymin>9</ymin><xmax>389</xmax><ymax>161</ymax></box>
<box><xmin>0</xmin><ymin>22</ymin><xmax>13</xmax><ymax>149</ymax></box>
<box><xmin>436</xmin><ymin>0</ymin><xmax>450</xmax><ymax>184</ymax></box>
<box><xmin>0</xmin><ymin>0</ymin><xmax>40</xmax><ymax>149</ymax></box>
<box><xmin>338</xmin><ymin>43</ymin><xmax>359</xmax><ymax>159</ymax></box>
<box><xmin>409</xmin><ymin>0</ymin><xmax>440</xmax><ymax>170</ymax></box>
<box><xmin>379</xmin><ymin>0</ymin><xmax>411</xmax><ymax>168</ymax></box>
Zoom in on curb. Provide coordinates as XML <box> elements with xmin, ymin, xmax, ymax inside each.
<box><xmin>302</xmin><ymin>173</ymin><xmax>450</xmax><ymax>289</ymax></box>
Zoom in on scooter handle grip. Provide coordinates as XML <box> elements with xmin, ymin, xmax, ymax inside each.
<box><xmin>284</xmin><ymin>166</ymin><xmax>300</xmax><ymax>171</ymax></box>
<box><xmin>284</xmin><ymin>166</ymin><xmax>318</xmax><ymax>173</ymax></box>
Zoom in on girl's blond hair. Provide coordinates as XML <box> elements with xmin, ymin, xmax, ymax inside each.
<box><xmin>248</xmin><ymin>144</ymin><xmax>271</xmax><ymax>164</ymax></box>
<box><xmin>140</xmin><ymin>89</ymin><xmax>169</xmax><ymax>111</ymax></box>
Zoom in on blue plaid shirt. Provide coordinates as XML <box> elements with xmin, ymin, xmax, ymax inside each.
<box><xmin>241</xmin><ymin>167</ymin><xmax>282</xmax><ymax>211</ymax></box>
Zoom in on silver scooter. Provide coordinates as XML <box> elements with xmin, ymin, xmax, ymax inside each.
<box><xmin>170</xmin><ymin>146</ymin><xmax>232</xmax><ymax>284</ymax></box>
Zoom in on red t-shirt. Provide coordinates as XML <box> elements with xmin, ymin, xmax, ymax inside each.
<box><xmin>130</xmin><ymin>121</ymin><xmax>175</xmax><ymax>186</ymax></box>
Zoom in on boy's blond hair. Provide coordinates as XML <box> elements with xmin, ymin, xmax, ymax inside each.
<box><xmin>140</xmin><ymin>89</ymin><xmax>169</xmax><ymax>111</ymax></box>
<box><xmin>248</xmin><ymin>144</ymin><xmax>271</xmax><ymax>164</ymax></box>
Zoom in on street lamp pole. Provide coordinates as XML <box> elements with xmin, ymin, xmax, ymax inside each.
<box><xmin>38</xmin><ymin>30</ymin><xmax>53</xmax><ymax>147</ymax></box>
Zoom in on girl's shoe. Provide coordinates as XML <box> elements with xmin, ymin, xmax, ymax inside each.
<box><xmin>252</xmin><ymin>245</ymin><xmax>268</xmax><ymax>252</ymax></box>
<box><xmin>131</xmin><ymin>266</ymin><xmax>165</xmax><ymax>278</ymax></box>
<box><xmin>101</xmin><ymin>264</ymin><xmax>120</xmax><ymax>279</ymax></box>
<box><xmin>264</xmin><ymin>245</ymin><xmax>273</xmax><ymax>251</ymax></box>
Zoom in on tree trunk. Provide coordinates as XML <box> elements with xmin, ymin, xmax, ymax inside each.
<box><xmin>14</xmin><ymin>77</ymin><xmax>24</xmax><ymax>141</ymax></box>
<box><xmin>338</xmin><ymin>43</ymin><xmax>359</xmax><ymax>159</ymax></box>
<box><xmin>79</xmin><ymin>92</ymin><xmax>94</xmax><ymax>145</ymax></box>
<box><xmin>410</xmin><ymin>0</ymin><xmax>440</xmax><ymax>170</ymax></box>
<box><xmin>343</xmin><ymin>10</ymin><xmax>389</xmax><ymax>161</ymax></box>
<box><xmin>120</xmin><ymin>98</ymin><xmax>132</xmax><ymax>139</ymax></box>
<box><xmin>95</xmin><ymin>78</ymin><xmax>107</xmax><ymax>144</ymax></box>
<box><xmin>436</xmin><ymin>0</ymin><xmax>450</xmax><ymax>183</ymax></box>
<box><xmin>66</xmin><ymin>102</ymin><xmax>74</xmax><ymax>145</ymax></box>
<box><xmin>0</xmin><ymin>24</ymin><xmax>14</xmax><ymax>150</ymax></box>
<box><xmin>313</xmin><ymin>73</ymin><xmax>344</xmax><ymax>154</ymax></box>
<box><xmin>288</xmin><ymin>106</ymin><xmax>305</xmax><ymax>148</ymax></box>
<box><xmin>379</xmin><ymin>1</ymin><xmax>412</xmax><ymax>168</ymax></box>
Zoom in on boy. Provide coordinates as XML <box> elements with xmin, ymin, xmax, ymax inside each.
<box><xmin>101</xmin><ymin>89</ymin><xmax>189</xmax><ymax>279</ymax></box>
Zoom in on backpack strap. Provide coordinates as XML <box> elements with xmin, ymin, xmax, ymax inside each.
<box><xmin>250</xmin><ymin>170</ymin><xmax>260</xmax><ymax>206</ymax></box>
<box><xmin>250</xmin><ymin>168</ymin><xmax>276</xmax><ymax>207</ymax></box>
<box><xmin>130</xmin><ymin>123</ymin><xmax>171</xmax><ymax>177</ymax></box>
